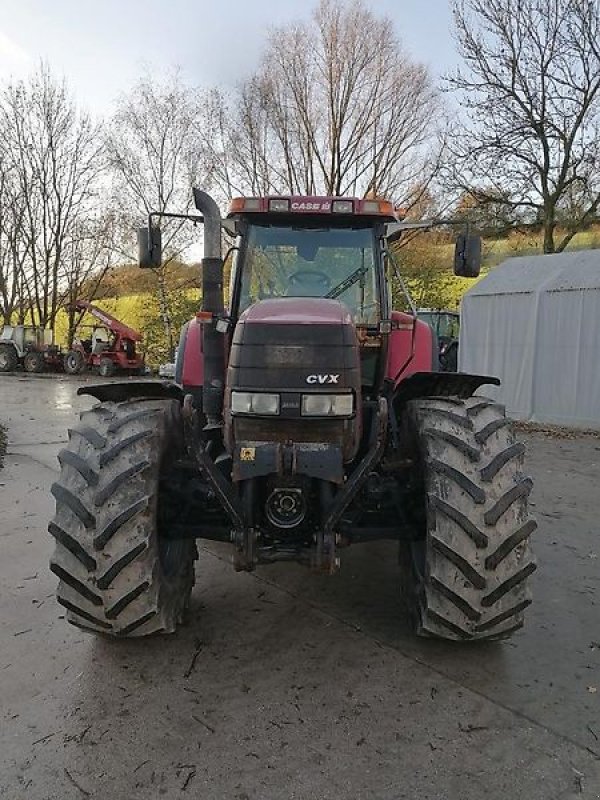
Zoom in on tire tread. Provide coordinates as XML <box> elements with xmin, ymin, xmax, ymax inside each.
<box><xmin>402</xmin><ymin>396</ymin><xmax>536</xmax><ymax>641</ymax></box>
<box><xmin>49</xmin><ymin>399</ymin><xmax>195</xmax><ymax>637</ymax></box>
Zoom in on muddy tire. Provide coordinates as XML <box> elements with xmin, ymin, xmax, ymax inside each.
<box><xmin>0</xmin><ymin>345</ymin><xmax>18</xmax><ymax>372</ymax></box>
<box><xmin>400</xmin><ymin>396</ymin><xmax>536</xmax><ymax>641</ymax></box>
<box><xmin>23</xmin><ymin>351</ymin><xmax>45</xmax><ymax>373</ymax></box>
<box><xmin>49</xmin><ymin>398</ymin><xmax>196</xmax><ymax>637</ymax></box>
<box><xmin>64</xmin><ymin>350</ymin><xmax>84</xmax><ymax>375</ymax></box>
<box><xmin>98</xmin><ymin>358</ymin><xmax>116</xmax><ymax>378</ymax></box>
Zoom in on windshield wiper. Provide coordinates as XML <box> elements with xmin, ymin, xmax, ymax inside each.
<box><xmin>326</xmin><ymin>265</ymin><xmax>367</xmax><ymax>299</ymax></box>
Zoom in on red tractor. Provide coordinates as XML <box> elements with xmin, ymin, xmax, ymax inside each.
<box><xmin>63</xmin><ymin>300</ymin><xmax>145</xmax><ymax>377</ymax></box>
<box><xmin>49</xmin><ymin>190</ymin><xmax>536</xmax><ymax>641</ymax></box>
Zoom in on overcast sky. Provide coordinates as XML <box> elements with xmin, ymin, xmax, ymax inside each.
<box><xmin>0</xmin><ymin>0</ymin><xmax>457</xmax><ymax>116</ymax></box>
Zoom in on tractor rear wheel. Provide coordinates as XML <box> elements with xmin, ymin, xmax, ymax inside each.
<box><xmin>49</xmin><ymin>398</ymin><xmax>196</xmax><ymax>637</ymax></box>
<box><xmin>0</xmin><ymin>345</ymin><xmax>18</xmax><ymax>372</ymax></box>
<box><xmin>64</xmin><ymin>350</ymin><xmax>85</xmax><ymax>375</ymax></box>
<box><xmin>23</xmin><ymin>351</ymin><xmax>45</xmax><ymax>373</ymax></box>
<box><xmin>98</xmin><ymin>357</ymin><xmax>116</xmax><ymax>377</ymax></box>
<box><xmin>399</xmin><ymin>396</ymin><xmax>536</xmax><ymax>641</ymax></box>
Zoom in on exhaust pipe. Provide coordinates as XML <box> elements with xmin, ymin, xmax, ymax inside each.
<box><xmin>193</xmin><ymin>189</ymin><xmax>224</xmax><ymax>426</ymax></box>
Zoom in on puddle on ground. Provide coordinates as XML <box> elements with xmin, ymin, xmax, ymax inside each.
<box><xmin>52</xmin><ymin>382</ymin><xmax>75</xmax><ymax>411</ymax></box>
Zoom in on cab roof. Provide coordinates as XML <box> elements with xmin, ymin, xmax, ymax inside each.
<box><xmin>227</xmin><ymin>195</ymin><xmax>397</xmax><ymax>221</ymax></box>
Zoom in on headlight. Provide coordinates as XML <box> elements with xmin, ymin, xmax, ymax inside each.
<box><xmin>231</xmin><ymin>391</ymin><xmax>280</xmax><ymax>415</ymax></box>
<box><xmin>301</xmin><ymin>393</ymin><xmax>354</xmax><ymax>417</ymax></box>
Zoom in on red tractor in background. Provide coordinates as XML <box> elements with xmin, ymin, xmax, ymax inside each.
<box><xmin>63</xmin><ymin>300</ymin><xmax>145</xmax><ymax>377</ymax></box>
<box><xmin>49</xmin><ymin>190</ymin><xmax>536</xmax><ymax>642</ymax></box>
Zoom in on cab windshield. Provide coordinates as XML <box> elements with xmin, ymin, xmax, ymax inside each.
<box><xmin>238</xmin><ymin>224</ymin><xmax>380</xmax><ymax>325</ymax></box>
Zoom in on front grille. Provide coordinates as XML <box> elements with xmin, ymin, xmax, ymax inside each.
<box><xmin>227</xmin><ymin>313</ymin><xmax>362</xmax><ymax>462</ymax></box>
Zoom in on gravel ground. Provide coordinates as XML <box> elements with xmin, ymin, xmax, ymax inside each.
<box><xmin>0</xmin><ymin>374</ymin><xmax>598</xmax><ymax>800</ymax></box>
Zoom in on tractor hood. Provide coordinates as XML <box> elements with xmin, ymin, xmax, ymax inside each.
<box><xmin>225</xmin><ymin>296</ymin><xmax>362</xmax><ymax>464</ymax></box>
<box><xmin>231</xmin><ymin>297</ymin><xmax>360</xmax><ymax>387</ymax></box>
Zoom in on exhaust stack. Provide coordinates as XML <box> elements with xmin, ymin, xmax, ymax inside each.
<box><xmin>193</xmin><ymin>188</ymin><xmax>225</xmax><ymax>425</ymax></box>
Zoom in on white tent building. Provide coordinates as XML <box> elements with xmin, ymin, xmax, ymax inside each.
<box><xmin>459</xmin><ymin>249</ymin><xmax>600</xmax><ymax>429</ymax></box>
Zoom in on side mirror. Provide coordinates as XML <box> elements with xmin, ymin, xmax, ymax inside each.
<box><xmin>454</xmin><ymin>234</ymin><xmax>481</xmax><ymax>278</ymax></box>
<box><xmin>138</xmin><ymin>227</ymin><xmax>162</xmax><ymax>269</ymax></box>
<box><xmin>385</xmin><ymin>222</ymin><xmax>403</xmax><ymax>244</ymax></box>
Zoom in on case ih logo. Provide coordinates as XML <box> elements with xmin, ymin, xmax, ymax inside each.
<box><xmin>306</xmin><ymin>374</ymin><xmax>340</xmax><ymax>384</ymax></box>
<box><xmin>291</xmin><ymin>201</ymin><xmax>331</xmax><ymax>212</ymax></box>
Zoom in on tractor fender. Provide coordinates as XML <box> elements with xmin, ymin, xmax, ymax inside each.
<box><xmin>390</xmin><ymin>371</ymin><xmax>500</xmax><ymax>406</ymax></box>
<box><xmin>174</xmin><ymin>318</ymin><xmax>205</xmax><ymax>409</ymax></box>
<box><xmin>175</xmin><ymin>318</ymin><xmax>204</xmax><ymax>389</ymax></box>
<box><xmin>386</xmin><ymin>311</ymin><xmax>437</xmax><ymax>386</ymax></box>
<box><xmin>77</xmin><ymin>381</ymin><xmax>183</xmax><ymax>404</ymax></box>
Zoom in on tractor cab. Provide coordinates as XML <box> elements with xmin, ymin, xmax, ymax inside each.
<box><xmin>227</xmin><ymin>196</ymin><xmax>391</xmax><ymax>319</ymax></box>
<box><xmin>416</xmin><ymin>309</ymin><xmax>461</xmax><ymax>372</ymax></box>
<box><xmin>225</xmin><ymin>196</ymin><xmax>398</xmax><ymax>396</ymax></box>
<box><xmin>417</xmin><ymin>309</ymin><xmax>460</xmax><ymax>343</ymax></box>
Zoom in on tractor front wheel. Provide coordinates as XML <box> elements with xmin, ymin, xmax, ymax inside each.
<box><xmin>98</xmin><ymin>357</ymin><xmax>116</xmax><ymax>378</ymax></box>
<box><xmin>0</xmin><ymin>345</ymin><xmax>18</xmax><ymax>372</ymax></box>
<box><xmin>23</xmin><ymin>351</ymin><xmax>46</xmax><ymax>373</ymax></box>
<box><xmin>400</xmin><ymin>396</ymin><xmax>537</xmax><ymax>641</ymax></box>
<box><xmin>64</xmin><ymin>350</ymin><xmax>85</xmax><ymax>375</ymax></box>
<box><xmin>49</xmin><ymin>398</ymin><xmax>196</xmax><ymax>636</ymax></box>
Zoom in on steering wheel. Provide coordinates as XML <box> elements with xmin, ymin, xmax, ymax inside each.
<box><xmin>287</xmin><ymin>270</ymin><xmax>331</xmax><ymax>295</ymax></box>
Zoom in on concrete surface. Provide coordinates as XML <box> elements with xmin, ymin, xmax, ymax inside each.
<box><xmin>0</xmin><ymin>375</ymin><xmax>598</xmax><ymax>800</ymax></box>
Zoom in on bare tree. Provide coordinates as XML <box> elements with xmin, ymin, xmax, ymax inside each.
<box><xmin>446</xmin><ymin>0</ymin><xmax>600</xmax><ymax>253</ymax></box>
<box><xmin>107</xmin><ymin>72</ymin><xmax>207</xmax><ymax>356</ymax></box>
<box><xmin>0</xmin><ymin>64</ymin><xmax>105</xmax><ymax>327</ymax></box>
<box><xmin>0</xmin><ymin>147</ymin><xmax>29</xmax><ymax>325</ymax></box>
<box><xmin>208</xmin><ymin>0</ymin><xmax>439</xmax><ymax>203</ymax></box>
<box><xmin>59</xmin><ymin>211</ymin><xmax>118</xmax><ymax>347</ymax></box>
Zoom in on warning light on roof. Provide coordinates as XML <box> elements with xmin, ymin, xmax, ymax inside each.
<box><xmin>332</xmin><ymin>200</ymin><xmax>354</xmax><ymax>213</ymax></box>
<box><xmin>268</xmin><ymin>198</ymin><xmax>290</xmax><ymax>212</ymax></box>
<box><xmin>227</xmin><ymin>195</ymin><xmax>396</xmax><ymax>218</ymax></box>
<box><xmin>362</xmin><ymin>200</ymin><xmax>380</xmax><ymax>214</ymax></box>
<box><xmin>229</xmin><ymin>197</ymin><xmax>260</xmax><ymax>213</ymax></box>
